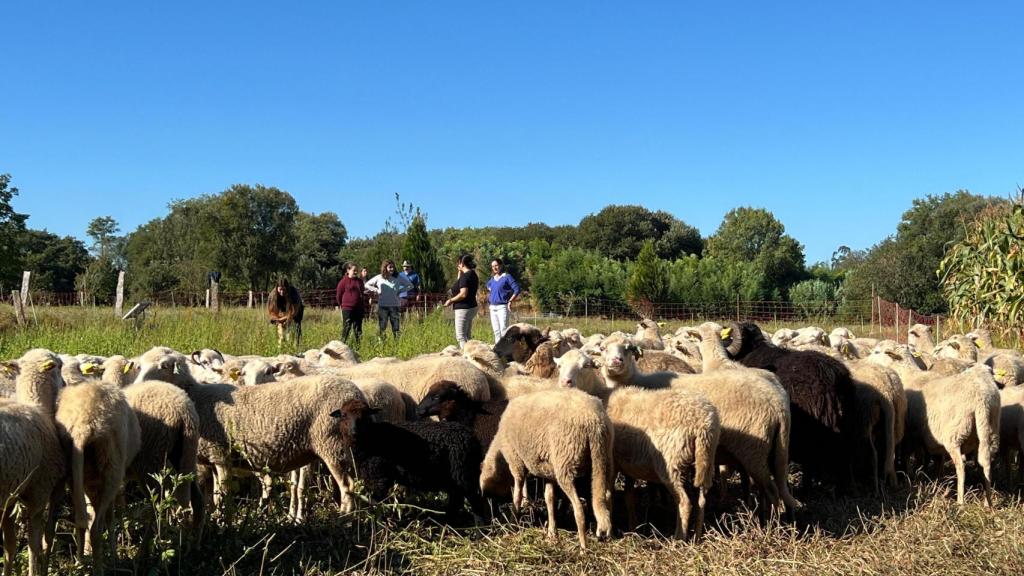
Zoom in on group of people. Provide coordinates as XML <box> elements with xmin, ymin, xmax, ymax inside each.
<box><xmin>268</xmin><ymin>255</ymin><xmax>521</xmax><ymax>349</ymax></box>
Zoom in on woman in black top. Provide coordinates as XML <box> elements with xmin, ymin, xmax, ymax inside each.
<box><xmin>444</xmin><ymin>254</ymin><xmax>479</xmax><ymax>348</ymax></box>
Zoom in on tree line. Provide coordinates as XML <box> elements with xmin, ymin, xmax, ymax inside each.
<box><xmin>1</xmin><ymin>173</ymin><xmax>1019</xmax><ymax>328</ymax></box>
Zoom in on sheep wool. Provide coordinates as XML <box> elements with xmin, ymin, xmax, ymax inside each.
<box><xmin>606</xmin><ymin>385</ymin><xmax>720</xmax><ymax>538</ymax></box>
<box><xmin>481</xmin><ymin>388</ymin><xmax>613</xmax><ymax>548</ymax></box>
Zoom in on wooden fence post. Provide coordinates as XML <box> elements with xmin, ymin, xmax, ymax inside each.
<box><xmin>12</xmin><ymin>291</ymin><xmax>27</xmax><ymax>325</ymax></box>
<box><xmin>211</xmin><ymin>281</ymin><xmax>220</xmax><ymax>313</ymax></box>
<box><xmin>114</xmin><ymin>271</ymin><xmax>125</xmax><ymax>317</ymax></box>
<box><xmin>248</xmin><ymin>290</ymin><xmax>254</xmax><ymax>309</ymax></box>
<box><xmin>205</xmin><ymin>289</ymin><xmax>210</xmax><ymax>309</ymax></box>
<box><xmin>20</xmin><ymin>271</ymin><xmax>31</xmax><ymax>306</ymax></box>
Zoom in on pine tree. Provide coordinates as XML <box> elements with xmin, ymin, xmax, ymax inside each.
<box><xmin>626</xmin><ymin>240</ymin><xmax>668</xmax><ymax>305</ymax></box>
<box><xmin>401</xmin><ymin>213</ymin><xmax>445</xmax><ymax>293</ymax></box>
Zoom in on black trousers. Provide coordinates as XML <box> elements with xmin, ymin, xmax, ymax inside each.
<box><xmin>342</xmin><ymin>308</ymin><xmax>364</xmax><ymax>343</ymax></box>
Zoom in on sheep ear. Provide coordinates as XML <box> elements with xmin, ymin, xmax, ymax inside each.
<box><xmin>267</xmin><ymin>364</ymin><xmax>280</xmax><ymax>374</ymax></box>
<box><xmin>0</xmin><ymin>361</ymin><xmax>18</xmax><ymax>375</ymax></box>
<box><xmin>657</xmin><ymin>321</ymin><xmax>665</xmax><ymax>328</ymax></box>
<box><xmin>884</xmin><ymin>350</ymin><xmax>902</xmax><ymax>360</ymax></box>
<box><xmin>123</xmin><ymin>361</ymin><xmax>135</xmax><ymax>374</ymax></box>
<box><xmin>719</xmin><ymin>327</ymin><xmax>732</xmax><ymax>340</ymax></box>
<box><xmin>950</xmin><ymin>341</ymin><xmax>960</xmax><ymax>350</ymax></box>
<box><xmin>39</xmin><ymin>359</ymin><xmax>57</xmax><ymax>373</ymax></box>
<box><xmin>228</xmin><ymin>368</ymin><xmax>242</xmax><ymax>381</ymax></box>
<box><xmin>330</xmin><ymin>409</ymin><xmax>343</xmax><ymax>418</ymax></box>
<box><xmin>81</xmin><ymin>362</ymin><xmax>98</xmax><ymax>375</ymax></box>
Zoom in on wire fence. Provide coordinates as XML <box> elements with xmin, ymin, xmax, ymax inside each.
<box><xmin>9</xmin><ymin>288</ymin><xmax>948</xmax><ymax>342</ymax></box>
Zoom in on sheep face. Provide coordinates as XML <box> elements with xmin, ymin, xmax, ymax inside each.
<box><xmin>416</xmin><ymin>380</ymin><xmax>466</xmax><ymax>419</ymax></box>
<box><xmin>330</xmin><ymin>398</ymin><xmax>374</xmax><ymax>444</ymax></box>
<box><xmin>600</xmin><ymin>341</ymin><xmax>640</xmax><ymax>379</ymax></box>
<box><xmin>556</xmin><ymin>350</ymin><xmax>594</xmax><ymax>388</ymax></box>
<box><xmin>241</xmin><ymin>360</ymin><xmax>278</xmax><ymax>386</ymax></box>
<box><xmin>493</xmin><ymin>324</ymin><xmax>547</xmax><ymax>363</ymax></box>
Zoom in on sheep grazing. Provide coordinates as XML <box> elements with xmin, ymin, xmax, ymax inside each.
<box><xmin>901</xmin><ymin>364</ymin><xmax>1000</xmax><ymax>505</ymax></box>
<box><xmin>641</xmin><ymin>327</ymin><xmax>801</xmax><ymax>513</ymax></box>
<box><xmin>334</xmin><ymin>398</ymin><xmax>489</xmax><ymax>521</ymax></box>
<box><xmin>605</xmin><ymin>385</ymin><xmax>720</xmax><ymax>538</ymax></box>
<box><xmin>416</xmin><ymin>380</ymin><xmax>507</xmax><ymax>452</ymax></box>
<box><xmin>1</xmin><ymin>350</ymin><xmax>67</xmax><ymax>576</ymax></box>
<box><xmin>122</xmin><ymin>380</ymin><xmax>205</xmax><ymax>543</ymax></box>
<box><xmin>724</xmin><ymin>321</ymin><xmax>858</xmax><ymax>489</ymax></box>
<box><xmin>633</xmin><ymin>319</ymin><xmax>666</xmax><ymax>350</ymax></box>
<box><xmin>56</xmin><ymin>378</ymin><xmax>141</xmax><ymax>572</ymax></box>
<box><xmin>493</xmin><ymin>323</ymin><xmax>549</xmax><ymax>364</ymax></box>
<box><xmin>480</xmin><ymin>388</ymin><xmax>614</xmax><ymax>548</ymax></box>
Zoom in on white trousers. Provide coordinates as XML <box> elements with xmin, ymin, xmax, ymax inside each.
<box><xmin>489</xmin><ymin>303</ymin><xmax>510</xmax><ymax>343</ymax></box>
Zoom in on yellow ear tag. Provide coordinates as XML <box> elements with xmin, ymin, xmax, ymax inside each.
<box><xmin>720</xmin><ymin>328</ymin><xmax>732</xmax><ymax>340</ymax></box>
<box><xmin>995</xmin><ymin>369</ymin><xmax>1007</xmax><ymax>377</ymax></box>
<box><xmin>657</xmin><ymin>322</ymin><xmax>666</xmax><ymax>328</ymax></box>
<box><xmin>39</xmin><ymin>359</ymin><xmax>56</xmax><ymax>373</ymax></box>
<box><xmin>81</xmin><ymin>362</ymin><xmax>97</xmax><ymax>375</ymax></box>
<box><xmin>911</xmin><ymin>352</ymin><xmax>921</xmax><ymax>358</ymax></box>
<box><xmin>229</xmin><ymin>369</ymin><xmax>241</xmax><ymax>380</ymax></box>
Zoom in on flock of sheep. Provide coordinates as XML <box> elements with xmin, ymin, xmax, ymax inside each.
<box><xmin>2</xmin><ymin>318</ymin><xmax>1023</xmax><ymax>575</ymax></box>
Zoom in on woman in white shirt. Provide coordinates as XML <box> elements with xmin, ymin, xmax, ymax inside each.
<box><xmin>364</xmin><ymin>259</ymin><xmax>414</xmax><ymax>339</ymax></box>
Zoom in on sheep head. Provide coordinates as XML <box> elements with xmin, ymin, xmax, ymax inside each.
<box><xmin>493</xmin><ymin>323</ymin><xmax>548</xmax><ymax>363</ymax></box>
<box><xmin>600</xmin><ymin>340</ymin><xmax>641</xmax><ymax>380</ymax></box>
<box><xmin>555</xmin><ymin>349</ymin><xmax>595</xmax><ymax>388</ymax></box>
<box><xmin>417</xmin><ymin>379</ymin><xmax>486</xmax><ymax>420</ymax></box>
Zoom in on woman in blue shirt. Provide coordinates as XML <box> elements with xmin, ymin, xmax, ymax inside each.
<box><xmin>485</xmin><ymin>258</ymin><xmax>521</xmax><ymax>343</ymax></box>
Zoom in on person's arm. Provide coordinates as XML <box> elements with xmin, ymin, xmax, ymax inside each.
<box><xmin>365</xmin><ymin>275</ymin><xmax>381</xmax><ymax>293</ymax></box>
<box><xmin>398</xmin><ymin>276</ymin><xmax>414</xmax><ymax>291</ymax></box>
<box><xmin>336</xmin><ymin>279</ymin><xmax>345</xmax><ymax>308</ymax></box>
<box><xmin>508</xmin><ymin>276</ymin><xmax>521</xmax><ymax>305</ymax></box>
<box><xmin>445</xmin><ymin>287</ymin><xmax>469</xmax><ymax>306</ymax></box>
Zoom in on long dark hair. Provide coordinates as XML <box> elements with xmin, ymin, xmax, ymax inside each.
<box><xmin>380</xmin><ymin>259</ymin><xmax>397</xmax><ymax>277</ymax></box>
<box><xmin>269</xmin><ymin>277</ymin><xmax>298</xmax><ymax>319</ymax></box>
<box><xmin>458</xmin><ymin>254</ymin><xmax>476</xmax><ymax>270</ymax></box>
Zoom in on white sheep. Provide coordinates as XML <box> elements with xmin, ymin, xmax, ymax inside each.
<box><xmin>1</xmin><ymin>349</ymin><xmax>67</xmax><ymax>576</ymax></box>
<box><xmin>632</xmin><ymin>319</ymin><xmax>666</xmax><ymax>350</ymax></box>
<box><xmin>605</xmin><ymin>385</ymin><xmax>720</xmax><ymax>538</ymax></box>
<box><xmin>56</xmin><ymin>378</ymin><xmax>141</xmax><ymax>571</ymax></box>
<box><xmin>846</xmin><ymin>362</ymin><xmax>901</xmax><ymax>492</ymax></box>
<box><xmin>329</xmin><ymin>354</ymin><xmax>492</xmax><ymax>404</ymax></box>
<box><xmin>122</xmin><ymin>380</ymin><xmax>204</xmax><ymax>543</ymax></box>
<box><xmin>554</xmin><ymin>348</ymin><xmax>608</xmax><ymax>399</ymax></box>
<box><xmin>671</xmin><ymin>324</ymin><xmax>801</xmax><ymax>513</ymax></box>
<box><xmin>987</xmin><ymin>353</ymin><xmax>1024</xmax><ymax>388</ymax></box>
<box><xmin>966</xmin><ymin>328</ymin><xmax>1022</xmax><ymax>361</ymax></box>
<box><xmin>318</xmin><ymin>340</ymin><xmax>360</xmax><ymax>366</ymax></box>
<box><xmin>480</xmin><ymin>388</ymin><xmax>614</xmax><ymax>548</ymax></box>
<box><xmin>901</xmin><ymin>364</ymin><xmax>1000</xmax><ymax>505</ymax></box>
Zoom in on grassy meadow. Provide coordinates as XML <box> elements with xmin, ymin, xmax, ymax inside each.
<box><xmin>2</xmin><ymin>304</ymin><xmax>1023</xmax><ymax>575</ymax></box>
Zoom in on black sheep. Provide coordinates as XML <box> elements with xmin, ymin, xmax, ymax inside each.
<box><xmin>725</xmin><ymin>321</ymin><xmax>858</xmax><ymax>488</ymax></box>
<box><xmin>332</xmin><ymin>398</ymin><xmax>489</xmax><ymax>521</ymax></box>
<box><xmin>416</xmin><ymin>380</ymin><xmax>508</xmax><ymax>453</ymax></box>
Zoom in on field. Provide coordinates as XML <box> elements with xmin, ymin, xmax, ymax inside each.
<box><xmin>2</xmin><ymin>305</ymin><xmax>1023</xmax><ymax>575</ymax></box>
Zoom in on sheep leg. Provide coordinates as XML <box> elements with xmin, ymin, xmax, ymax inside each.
<box><xmin>2</xmin><ymin>508</ymin><xmax>17</xmax><ymax>576</ymax></box>
<box><xmin>189</xmin><ymin>480</ymin><xmax>206</xmax><ymax>547</ymax></box>
<box><xmin>543</xmin><ymin>482</ymin><xmax>557</xmax><ymax>540</ymax></box>
<box><xmin>260</xmin><ymin>474</ymin><xmax>273</xmax><ymax>504</ymax></box>
<box><xmin>289</xmin><ymin>466</ymin><xmax>307</xmax><ymax>522</ymax></box>
<box><xmin>623</xmin><ymin>477</ymin><xmax>639</xmax><ymax>532</ymax></box>
<box><xmin>323</xmin><ymin>459</ymin><xmax>355</xmax><ymax>514</ymax></box>
<box><xmin>214</xmin><ymin>464</ymin><xmax>232</xmax><ymax>512</ymax></box>
<box><xmin>671</xmin><ymin>478</ymin><xmax>692</xmax><ymax>540</ymax></box>
<box><xmin>979</xmin><ymin>445</ymin><xmax>995</xmax><ymax>507</ymax></box>
<box><xmin>26</xmin><ymin>507</ymin><xmax>47</xmax><ymax>576</ymax></box>
<box><xmin>557</xmin><ymin>474</ymin><xmax>587</xmax><ymax>549</ymax></box>
<box><xmin>949</xmin><ymin>449</ymin><xmax>966</xmax><ymax>504</ymax></box>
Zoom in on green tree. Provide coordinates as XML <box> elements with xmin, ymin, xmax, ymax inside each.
<box><xmin>626</xmin><ymin>240</ymin><xmax>668</xmax><ymax>304</ymax></box>
<box><xmin>939</xmin><ymin>199</ymin><xmax>1024</xmax><ymax>339</ymax></box>
<box><xmin>21</xmin><ymin>230</ymin><xmax>90</xmax><ymax>292</ymax></box>
<box><xmin>665</xmin><ymin>255</ymin><xmax>770</xmax><ymax>304</ymax></box>
<box><xmin>210</xmin><ymin>184</ymin><xmax>299</xmax><ymax>291</ymax></box>
<box><xmin>703</xmin><ymin>206</ymin><xmax>806</xmax><ymax>296</ymax></box>
<box><xmin>0</xmin><ymin>174</ymin><xmax>29</xmax><ymax>289</ymax></box>
<box><xmin>843</xmin><ymin>191</ymin><xmax>1007</xmax><ymax>313</ymax></box>
<box><xmin>401</xmin><ymin>213</ymin><xmax>445</xmax><ymax>293</ymax></box>
<box><xmin>76</xmin><ymin>254</ymin><xmax>119</xmax><ymax>304</ymax></box>
<box><xmin>789</xmin><ymin>278</ymin><xmax>839</xmax><ymax>318</ymax></box>
<box><xmin>577</xmin><ymin>205</ymin><xmax>702</xmax><ymax>261</ymax></box>
<box><xmin>293</xmin><ymin>211</ymin><xmax>347</xmax><ymax>289</ymax></box>
<box><xmin>529</xmin><ymin>248</ymin><xmax>628</xmax><ymax>314</ymax></box>
<box><xmin>86</xmin><ymin>216</ymin><xmax>120</xmax><ymax>258</ymax></box>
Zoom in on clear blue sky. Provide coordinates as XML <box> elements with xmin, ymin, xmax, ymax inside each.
<box><xmin>3</xmin><ymin>1</ymin><xmax>1022</xmax><ymax>264</ymax></box>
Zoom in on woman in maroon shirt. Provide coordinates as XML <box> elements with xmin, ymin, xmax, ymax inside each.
<box><xmin>336</xmin><ymin>262</ymin><xmax>366</xmax><ymax>343</ymax></box>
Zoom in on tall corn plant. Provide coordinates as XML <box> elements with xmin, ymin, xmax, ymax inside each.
<box><xmin>938</xmin><ymin>199</ymin><xmax>1024</xmax><ymax>344</ymax></box>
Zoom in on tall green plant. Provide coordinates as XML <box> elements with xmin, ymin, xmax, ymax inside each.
<box><xmin>401</xmin><ymin>214</ymin><xmax>445</xmax><ymax>293</ymax></box>
<box><xmin>939</xmin><ymin>201</ymin><xmax>1024</xmax><ymax>340</ymax></box>
<box><xmin>626</xmin><ymin>240</ymin><xmax>668</xmax><ymax>304</ymax></box>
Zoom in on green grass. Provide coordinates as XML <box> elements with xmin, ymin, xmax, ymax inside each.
<box><xmin>3</xmin><ymin>305</ymin><xmax>1024</xmax><ymax>575</ymax></box>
